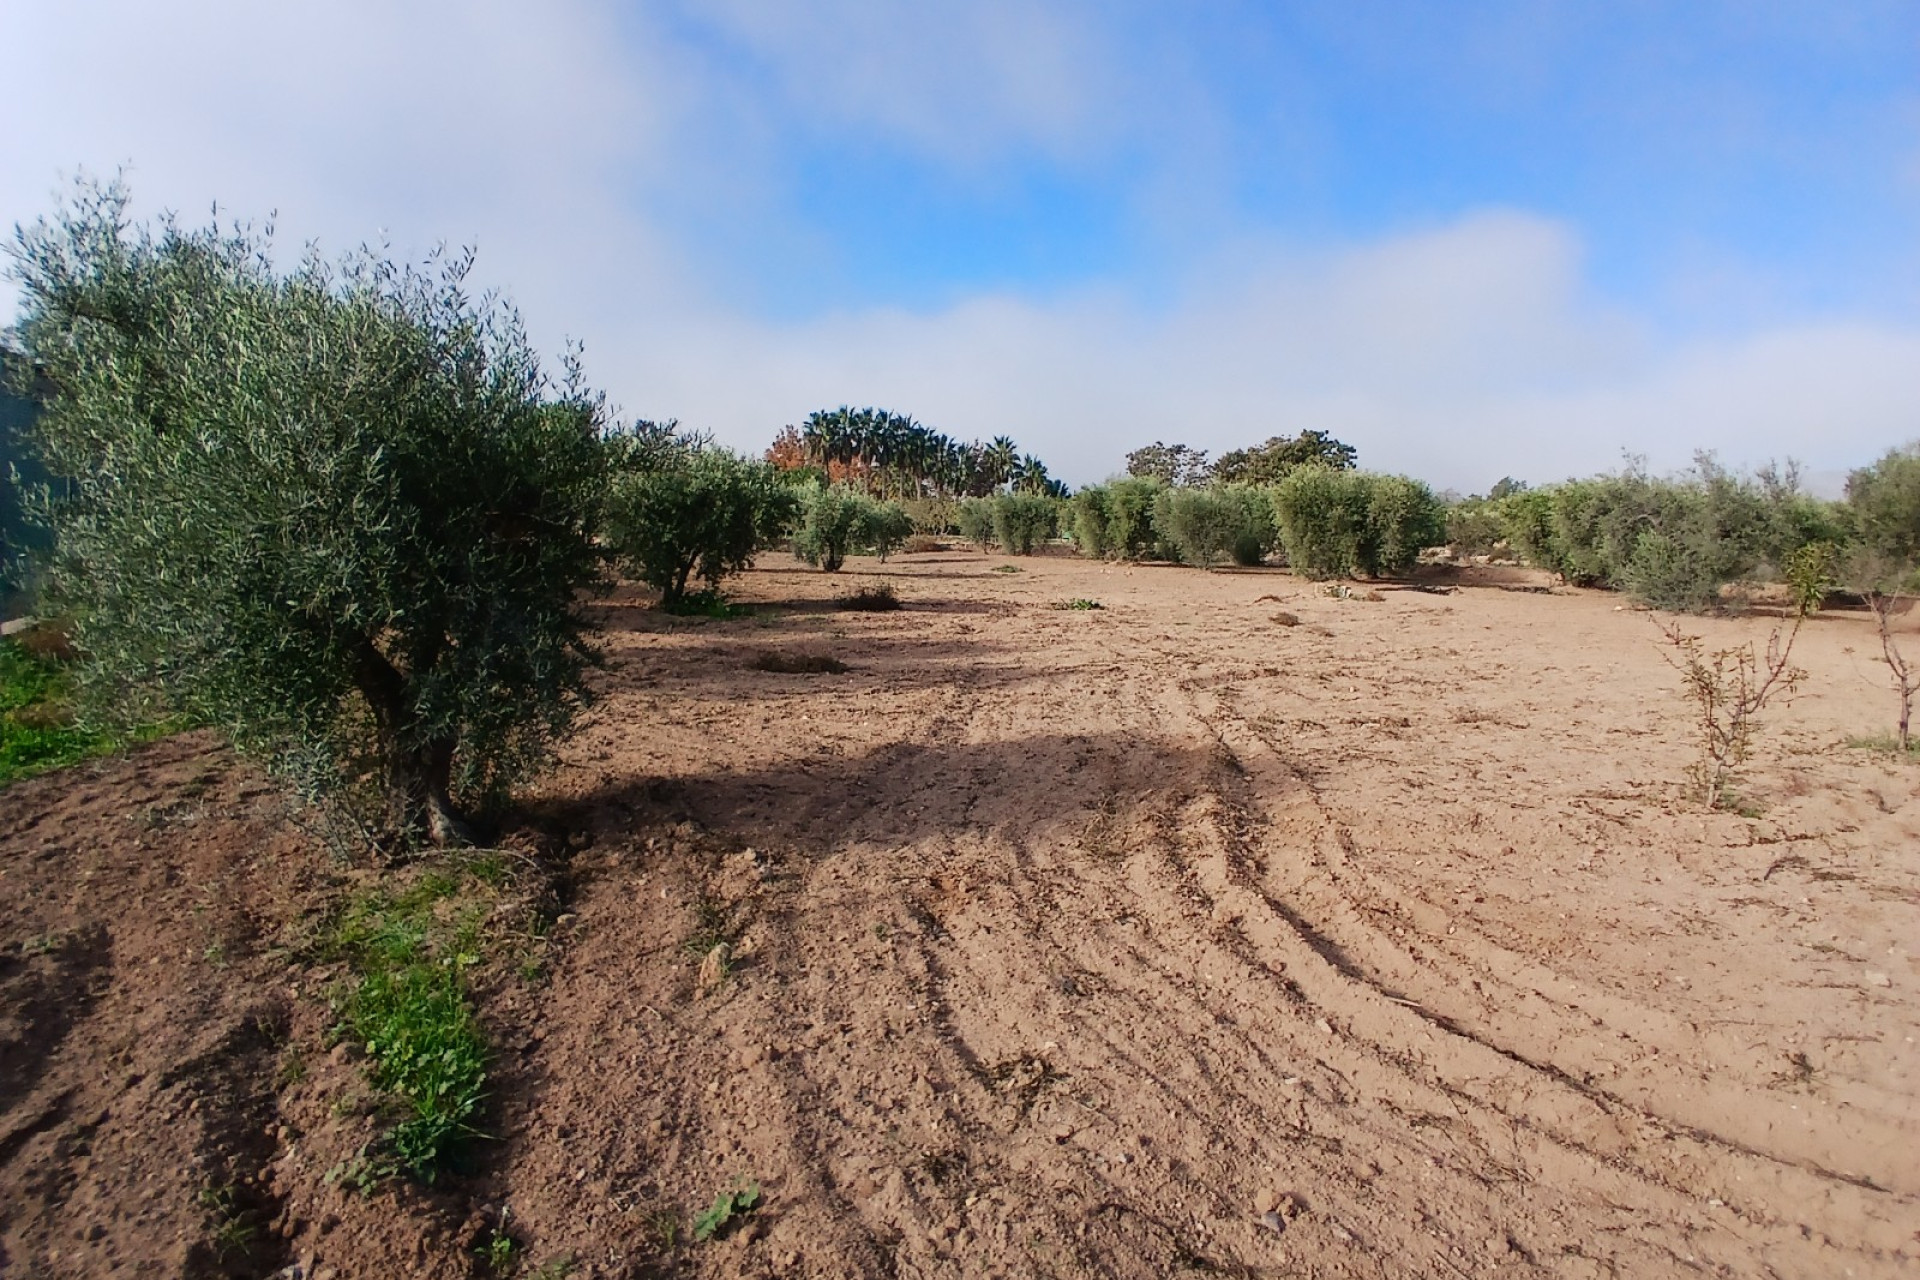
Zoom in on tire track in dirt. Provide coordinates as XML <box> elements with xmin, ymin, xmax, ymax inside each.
<box><xmin>511</xmin><ymin>560</ymin><xmax>1917</xmax><ymax>1277</ymax></box>
<box><xmin>1130</xmin><ymin>634</ymin><xmax>1915</xmax><ymax>1275</ymax></box>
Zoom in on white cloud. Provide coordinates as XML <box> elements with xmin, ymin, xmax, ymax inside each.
<box><xmin>616</xmin><ymin>212</ymin><xmax>1918</xmax><ymax>490</ymax></box>
<box><xmin>673</xmin><ymin>0</ymin><xmax>1127</xmax><ymax>165</ymax></box>
<box><xmin>3</xmin><ymin>2</ymin><xmax>1914</xmax><ymax>496</ymax></box>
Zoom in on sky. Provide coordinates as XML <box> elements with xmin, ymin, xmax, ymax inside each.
<box><xmin>2</xmin><ymin>1</ymin><xmax>1917</xmax><ymax>494</ymax></box>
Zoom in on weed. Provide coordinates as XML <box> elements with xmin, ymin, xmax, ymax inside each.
<box><xmin>316</xmin><ymin>868</ymin><xmax>495</xmax><ymax>1183</ymax></box>
<box><xmin>648</xmin><ymin>1208</ymin><xmax>682</xmax><ymax>1250</ymax></box>
<box><xmin>838</xmin><ymin>582</ymin><xmax>901</xmax><ymax>611</ymax></box>
<box><xmin>990</xmin><ymin>564</ymin><xmax>1023</xmax><ymax>574</ymax></box>
<box><xmin>1776</xmin><ymin>1050</ymin><xmax>1817</xmax><ymax>1088</ymax></box>
<box><xmin>276</xmin><ymin>1044</ymin><xmax>308</xmax><ymax>1088</ymax></box>
<box><xmin>477</xmin><ymin>1210</ymin><xmax>520</xmax><ymax>1273</ymax></box>
<box><xmin>1845</xmin><ymin>733</ymin><xmax>1920</xmax><ymax>761</ymax></box>
<box><xmin>693</xmin><ymin>1180</ymin><xmax>761</xmax><ymax>1242</ymax></box>
<box><xmin>751</xmin><ymin>651</ymin><xmax>848</xmax><ymax>674</ymax></box>
<box><xmin>1</xmin><ymin>637</ymin><xmax>110</xmax><ymax>785</ymax></box>
<box><xmin>324</xmin><ymin>1144</ymin><xmax>398</xmax><ymax>1194</ymax></box>
<box><xmin>665</xmin><ymin>589</ymin><xmax>754</xmax><ymax>619</ymax></box>
<box><xmin>1051</xmin><ymin>598</ymin><xmax>1104</xmax><ymax>611</ymax></box>
<box><xmin>196</xmin><ymin>1183</ymin><xmax>257</xmax><ymax>1260</ymax></box>
<box><xmin>986</xmin><ymin>1054</ymin><xmax>1065</xmax><ymax>1113</ymax></box>
<box><xmin>684</xmin><ymin>898</ymin><xmax>732</xmax><ymax>955</ymax></box>
<box><xmin>1655</xmin><ymin>617</ymin><xmax>1805</xmax><ymax>809</ymax></box>
<box><xmin>202</xmin><ymin>941</ymin><xmax>228</xmax><ymax>968</ymax></box>
<box><xmin>342</xmin><ymin>961</ymin><xmax>487</xmax><ymax>1178</ymax></box>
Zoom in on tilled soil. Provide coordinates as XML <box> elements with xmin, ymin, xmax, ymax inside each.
<box><xmin>2</xmin><ymin>552</ymin><xmax>1916</xmax><ymax>1278</ymax></box>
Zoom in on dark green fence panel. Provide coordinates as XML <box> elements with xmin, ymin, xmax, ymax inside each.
<box><xmin>1</xmin><ymin>379</ymin><xmax>49</xmax><ymax>621</ymax></box>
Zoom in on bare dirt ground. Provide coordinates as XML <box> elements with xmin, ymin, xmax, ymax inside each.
<box><xmin>2</xmin><ymin>550</ymin><xmax>1916</xmax><ymax>1278</ymax></box>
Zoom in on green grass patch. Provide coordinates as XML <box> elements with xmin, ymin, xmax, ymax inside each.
<box><xmin>664</xmin><ymin>589</ymin><xmax>754</xmax><ymax>619</ymax></box>
<box><xmin>1</xmin><ymin>638</ymin><xmax>111</xmax><ymax>784</ymax></box>
<box><xmin>1050</xmin><ymin>598</ymin><xmax>1104</xmax><ymax>610</ymax></box>
<box><xmin>319</xmin><ymin>869</ymin><xmax>498</xmax><ymax>1183</ymax></box>
<box><xmin>1845</xmin><ymin>733</ymin><xmax>1920</xmax><ymax>762</ymax></box>
<box><xmin>1</xmin><ymin>635</ymin><xmax>183</xmax><ymax>786</ymax></box>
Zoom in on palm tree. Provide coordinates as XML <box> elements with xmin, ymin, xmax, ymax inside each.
<box><xmin>985</xmin><ymin>436</ymin><xmax>1019</xmax><ymax>489</ymax></box>
<box><xmin>1012</xmin><ymin>453</ymin><xmax>1051</xmax><ymax>495</ymax></box>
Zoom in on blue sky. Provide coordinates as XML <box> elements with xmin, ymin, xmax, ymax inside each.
<box><xmin>3</xmin><ymin>1</ymin><xmax>1917</xmax><ymax>491</ymax></box>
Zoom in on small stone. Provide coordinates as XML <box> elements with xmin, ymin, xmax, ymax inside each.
<box><xmin>1315</xmin><ymin>1018</ymin><xmax>1334</xmax><ymax>1036</ymax></box>
<box><xmin>1866</xmin><ymin>971</ymin><xmax>1892</xmax><ymax>988</ymax></box>
<box><xmin>1254</xmin><ymin>1188</ymin><xmax>1278</xmax><ymax>1214</ymax></box>
<box><xmin>1259</xmin><ymin>1210</ymin><xmax>1286</xmax><ymax>1234</ymax></box>
<box><xmin>1051</xmin><ymin>1125</ymin><xmax>1074</xmax><ymax>1143</ymax></box>
<box><xmin>699</xmin><ymin>943</ymin><xmax>732</xmax><ymax>991</ymax></box>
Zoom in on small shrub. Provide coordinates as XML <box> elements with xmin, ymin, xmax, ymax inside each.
<box><xmin>1655</xmin><ymin>617</ymin><xmax>1804</xmax><ymax>809</ymax></box>
<box><xmin>1068</xmin><ymin>486</ymin><xmax>1112</xmax><ymax>558</ymax></box>
<box><xmin>863</xmin><ymin>501</ymin><xmax>915</xmax><ymax>561</ymax></box>
<box><xmin>1866</xmin><ymin>591</ymin><xmax>1915</xmax><ymax>754</ymax></box>
<box><xmin>1445</xmin><ymin>499</ymin><xmax>1507</xmax><ymax>558</ymax></box>
<box><xmin>792</xmin><ymin>485</ymin><xmax>870</xmax><ymax>572</ymax></box>
<box><xmin>1154</xmin><ymin>486</ymin><xmax>1277</xmax><ymax>568</ymax></box>
<box><xmin>751</xmin><ymin>652</ymin><xmax>848</xmax><ymax>674</ymax></box>
<box><xmin>992</xmin><ymin>493</ymin><xmax>1057</xmax><ymax>554</ymax></box>
<box><xmin>838</xmin><ymin>583</ymin><xmax>901</xmax><ymax>612</ymax></box>
<box><xmin>1783</xmin><ymin>542</ymin><xmax>1840</xmax><ymax>616</ymax></box>
<box><xmin>604</xmin><ymin>448</ymin><xmax>796</xmax><ymax>610</ymax></box>
<box><xmin>1051</xmin><ymin>598</ymin><xmax>1103</xmax><ymax>610</ymax></box>
<box><xmin>990</xmin><ymin>564</ymin><xmax>1022</xmax><ymax>574</ymax></box>
<box><xmin>1270</xmin><ymin>467</ymin><xmax>1371</xmax><ymax>579</ymax></box>
<box><xmin>1104</xmin><ymin>477</ymin><xmax>1167</xmax><ymax>560</ymax></box>
<box><xmin>956</xmin><ymin>499</ymin><xmax>997</xmax><ymax>551</ymax></box>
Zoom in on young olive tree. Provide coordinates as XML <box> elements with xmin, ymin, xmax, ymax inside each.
<box><xmin>991</xmin><ymin>493</ymin><xmax>1056</xmax><ymax>555</ymax></box>
<box><xmin>604</xmin><ymin>448</ymin><xmax>797</xmax><ymax>608</ymax></box>
<box><xmin>793</xmin><ymin>483</ymin><xmax>905</xmax><ymax>571</ymax></box>
<box><xmin>1153</xmin><ymin>488</ymin><xmax>1243</xmax><ymax>568</ymax></box>
<box><xmin>6</xmin><ymin>180</ymin><xmax>607</xmax><ymax>845</ymax></box>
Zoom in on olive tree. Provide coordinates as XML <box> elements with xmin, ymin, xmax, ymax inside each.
<box><xmin>6</xmin><ymin>180</ymin><xmax>607</xmax><ymax>845</ymax></box>
<box><xmin>604</xmin><ymin>447</ymin><xmax>796</xmax><ymax>608</ymax></box>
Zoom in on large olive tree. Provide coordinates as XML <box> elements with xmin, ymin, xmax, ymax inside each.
<box><xmin>6</xmin><ymin>180</ymin><xmax>607</xmax><ymax>844</ymax></box>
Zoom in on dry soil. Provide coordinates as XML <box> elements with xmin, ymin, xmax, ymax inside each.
<box><xmin>2</xmin><ymin>551</ymin><xmax>1916</xmax><ymax>1279</ymax></box>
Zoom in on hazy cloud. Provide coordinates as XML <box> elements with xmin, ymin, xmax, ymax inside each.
<box><xmin>3</xmin><ymin>1</ymin><xmax>1915</xmax><ymax>494</ymax></box>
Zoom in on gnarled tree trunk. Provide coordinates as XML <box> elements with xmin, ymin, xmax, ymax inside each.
<box><xmin>355</xmin><ymin>637</ymin><xmax>477</xmax><ymax>846</ymax></box>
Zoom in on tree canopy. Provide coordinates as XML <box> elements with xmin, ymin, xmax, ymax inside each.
<box><xmin>6</xmin><ymin>179</ymin><xmax>607</xmax><ymax>844</ymax></box>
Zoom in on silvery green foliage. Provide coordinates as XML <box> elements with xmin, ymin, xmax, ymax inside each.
<box><xmin>1270</xmin><ymin>468</ymin><xmax>1443</xmax><ymax>580</ymax></box>
<box><xmin>791</xmin><ymin>483</ymin><xmax>909</xmax><ymax>571</ymax></box>
<box><xmin>6</xmin><ymin>178</ymin><xmax>607</xmax><ymax>844</ymax></box>
<box><xmin>604</xmin><ymin>447</ymin><xmax>797</xmax><ymax>606</ymax></box>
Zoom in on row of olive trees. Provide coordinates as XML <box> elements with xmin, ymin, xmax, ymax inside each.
<box><xmin>1068</xmin><ymin>469</ymin><xmax>1445</xmax><ymax>578</ymax></box>
<box><xmin>2</xmin><ymin>182</ymin><xmax>915</xmax><ymax>849</ymax></box>
<box><xmin>1445</xmin><ymin>454</ymin><xmax>1914</xmax><ymax>613</ymax></box>
<box><xmin>599</xmin><ymin>445</ymin><xmax>914</xmax><ymax>604</ymax></box>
